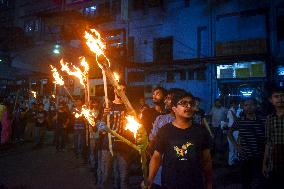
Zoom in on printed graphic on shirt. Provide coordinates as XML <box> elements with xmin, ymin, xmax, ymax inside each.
<box><xmin>173</xmin><ymin>141</ymin><xmax>194</xmax><ymax>160</ymax></box>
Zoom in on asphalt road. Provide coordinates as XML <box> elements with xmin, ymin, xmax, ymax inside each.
<box><xmin>0</xmin><ymin>143</ymin><xmax>97</xmax><ymax>189</ymax></box>
<box><xmin>0</xmin><ymin>141</ymin><xmax>242</xmax><ymax>189</ymax></box>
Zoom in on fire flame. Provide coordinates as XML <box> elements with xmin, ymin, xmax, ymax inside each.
<box><xmin>60</xmin><ymin>58</ymin><xmax>88</xmax><ymax>87</ymax></box>
<box><xmin>84</xmin><ymin>29</ymin><xmax>110</xmax><ymax>68</ymax></box>
<box><xmin>50</xmin><ymin>65</ymin><xmax>64</xmax><ymax>86</ymax></box>
<box><xmin>31</xmin><ymin>91</ymin><xmax>37</xmax><ymax>98</ymax></box>
<box><xmin>125</xmin><ymin>115</ymin><xmax>141</xmax><ymax>139</ymax></box>
<box><xmin>52</xmin><ymin>95</ymin><xmax>55</xmax><ymax>98</ymax></box>
<box><xmin>74</xmin><ymin>105</ymin><xmax>95</xmax><ymax>126</ymax></box>
<box><xmin>113</xmin><ymin>72</ymin><xmax>120</xmax><ymax>82</ymax></box>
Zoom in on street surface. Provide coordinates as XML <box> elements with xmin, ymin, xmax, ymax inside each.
<box><xmin>0</xmin><ymin>138</ymin><xmax>242</xmax><ymax>189</ymax></box>
<box><xmin>0</xmin><ymin>143</ymin><xmax>96</xmax><ymax>189</ymax></box>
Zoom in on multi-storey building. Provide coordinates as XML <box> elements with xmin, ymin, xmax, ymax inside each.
<box><xmin>1</xmin><ymin>0</ymin><xmax>284</xmax><ymax>110</ymax></box>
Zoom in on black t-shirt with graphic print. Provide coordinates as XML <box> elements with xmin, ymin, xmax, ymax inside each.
<box><xmin>154</xmin><ymin>123</ymin><xmax>211</xmax><ymax>189</ymax></box>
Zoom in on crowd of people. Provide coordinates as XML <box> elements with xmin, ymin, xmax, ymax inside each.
<box><xmin>0</xmin><ymin>83</ymin><xmax>283</xmax><ymax>189</ymax></box>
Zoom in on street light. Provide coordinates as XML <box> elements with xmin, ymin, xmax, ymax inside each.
<box><xmin>53</xmin><ymin>44</ymin><xmax>61</xmax><ymax>54</ymax></box>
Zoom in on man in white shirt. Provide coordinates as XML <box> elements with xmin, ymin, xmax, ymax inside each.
<box><xmin>209</xmin><ymin>99</ymin><xmax>227</xmax><ymax>159</ymax></box>
<box><xmin>227</xmin><ymin>101</ymin><xmax>238</xmax><ymax>166</ymax></box>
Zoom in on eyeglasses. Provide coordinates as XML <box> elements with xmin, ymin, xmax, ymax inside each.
<box><xmin>177</xmin><ymin>100</ymin><xmax>195</xmax><ymax>107</ymax></box>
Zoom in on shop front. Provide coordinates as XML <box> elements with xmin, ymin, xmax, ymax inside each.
<box><xmin>216</xmin><ymin>60</ymin><xmax>267</xmax><ymax>107</ymax></box>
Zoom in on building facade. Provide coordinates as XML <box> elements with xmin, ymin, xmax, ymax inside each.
<box><xmin>1</xmin><ymin>0</ymin><xmax>284</xmax><ymax>110</ymax></box>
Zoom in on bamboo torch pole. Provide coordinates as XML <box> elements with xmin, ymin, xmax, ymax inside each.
<box><xmin>102</xmin><ymin>70</ymin><xmax>114</xmax><ymax>156</ymax></box>
<box><xmin>85</xmin><ymin>76</ymin><xmax>90</xmax><ymax>148</ymax></box>
<box><xmin>98</xmin><ymin>58</ymin><xmax>148</xmax><ymax>184</ymax></box>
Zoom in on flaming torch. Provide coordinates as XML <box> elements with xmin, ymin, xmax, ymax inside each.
<box><xmin>59</xmin><ymin>57</ymin><xmax>91</xmax><ymax>146</ymax></box>
<box><xmin>50</xmin><ymin>65</ymin><xmax>75</xmax><ymax>102</ymax></box>
<box><xmin>84</xmin><ymin>28</ymin><xmax>148</xmax><ymax>184</ymax></box>
<box><xmin>113</xmin><ymin>72</ymin><xmax>120</xmax><ymax>82</ymax></box>
<box><xmin>125</xmin><ymin>115</ymin><xmax>141</xmax><ymax>139</ymax></box>
<box><xmin>31</xmin><ymin>91</ymin><xmax>37</xmax><ymax>99</ymax></box>
<box><xmin>50</xmin><ymin>65</ymin><xmax>64</xmax><ymax>86</ymax></box>
<box><xmin>74</xmin><ymin>105</ymin><xmax>96</xmax><ymax>127</ymax></box>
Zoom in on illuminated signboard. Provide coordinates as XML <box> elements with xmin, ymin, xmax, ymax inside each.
<box><xmin>217</xmin><ymin>61</ymin><xmax>265</xmax><ymax>79</ymax></box>
<box><xmin>277</xmin><ymin>66</ymin><xmax>284</xmax><ymax>76</ymax></box>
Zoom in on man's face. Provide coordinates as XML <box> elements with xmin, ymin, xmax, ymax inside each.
<box><xmin>39</xmin><ymin>105</ymin><xmax>44</xmax><ymax>110</ymax></box>
<box><xmin>215</xmin><ymin>100</ymin><xmax>221</xmax><ymax>108</ymax></box>
<box><xmin>195</xmin><ymin>100</ymin><xmax>200</xmax><ymax>108</ymax></box>
<box><xmin>75</xmin><ymin>100</ymin><xmax>82</xmax><ymax>107</ymax></box>
<box><xmin>270</xmin><ymin>92</ymin><xmax>284</xmax><ymax>108</ymax></box>
<box><xmin>164</xmin><ymin>94</ymin><xmax>173</xmax><ymax>111</ymax></box>
<box><xmin>139</xmin><ymin>98</ymin><xmax>145</xmax><ymax>105</ymax></box>
<box><xmin>173</xmin><ymin>96</ymin><xmax>195</xmax><ymax>119</ymax></box>
<box><xmin>243</xmin><ymin>100</ymin><xmax>256</xmax><ymax>114</ymax></box>
<box><xmin>115</xmin><ymin>85</ymin><xmax>126</xmax><ymax>99</ymax></box>
<box><xmin>91</xmin><ymin>102</ymin><xmax>99</xmax><ymax>110</ymax></box>
<box><xmin>152</xmin><ymin>89</ymin><xmax>165</xmax><ymax>104</ymax></box>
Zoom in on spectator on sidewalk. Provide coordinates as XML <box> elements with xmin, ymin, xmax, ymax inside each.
<box><xmin>227</xmin><ymin>100</ymin><xmax>239</xmax><ymax>166</ymax></box>
<box><xmin>262</xmin><ymin>86</ymin><xmax>284</xmax><ymax>189</ymax></box>
<box><xmin>53</xmin><ymin>103</ymin><xmax>69</xmax><ymax>152</ymax></box>
<box><xmin>208</xmin><ymin>99</ymin><xmax>227</xmax><ymax>159</ymax></box>
<box><xmin>193</xmin><ymin>97</ymin><xmax>213</xmax><ymax>138</ymax></box>
<box><xmin>73</xmin><ymin>99</ymin><xmax>86</xmax><ymax>158</ymax></box>
<box><xmin>0</xmin><ymin>99</ymin><xmax>11</xmax><ymax>145</ymax></box>
<box><xmin>34</xmin><ymin>103</ymin><xmax>47</xmax><ymax>147</ymax></box>
<box><xmin>24</xmin><ymin>103</ymin><xmax>37</xmax><ymax>142</ymax></box>
<box><xmin>228</xmin><ymin>98</ymin><xmax>266</xmax><ymax>189</ymax></box>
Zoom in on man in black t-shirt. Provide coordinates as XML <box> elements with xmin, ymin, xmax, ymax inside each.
<box><xmin>140</xmin><ymin>87</ymin><xmax>167</xmax><ymax>136</ymax></box>
<box><xmin>143</xmin><ymin>91</ymin><xmax>212</xmax><ymax>189</ymax></box>
<box><xmin>34</xmin><ymin>103</ymin><xmax>47</xmax><ymax>147</ymax></box>
<box><xmin>97</xmin><ymin>81</ymin><xmax>134</xmax><ymax>189</ymax></box>
<box><xmin>53</xmin><ymin>103</ymin><xmax>69</xmax><ymax>151</ymax></box>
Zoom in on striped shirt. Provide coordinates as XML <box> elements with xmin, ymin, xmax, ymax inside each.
<box><xmin>265</xmin><ymin>114</ymin><xmax>284</xmax><ymax>174</ymax></box>
<box><xmin>231</xmin><ymin>115</ymin><xmax>266</xmax><ymax>160</ymax></box>
<box><xmin>100</xmin><ymin>102</ymin><xmax>134</xmax><ymax>151</ymax></box>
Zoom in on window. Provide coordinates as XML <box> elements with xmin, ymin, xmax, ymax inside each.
<box><xmin>0</xmin><ymin>0</ymin><xmax>8</xmax><ymax>7</ymax></box>
<box><xmin>128</xmin><ymin>37</ymin><xmax>134</xmax><ymax>62</ymax></box>
<box><xmin>167</xmin><ymin>71</ymin><xmax>175</xmax><ymax>83</ymax></box>
<box><xmin>133</xmin><ymin>0</ymin><xmax>144</xmax><ymax>10</ymax></box>
<box><xmin>84</xmin><ymin>5</ymin><xmax>97</xmax><ymax>16</ymax></box>
<box><xmin>179</xmin><ymin>70</ymin><xmax>186</xmax><ymax>80</ymax></box>
<box><xmin>184</xmin><ymin>0</ymin><xmax>190</xmax><ymax>7</ymax></box>
<box><xmin>188</xmin><ymin>70</ymin><xmax>194</xmax><ymax>80</ymax></box>
<box><xmin>154</xmin><ymin>36</ymin><xmax>173</xmax><ymax>64</ymax></box>
<box><xmin>196</xmin><ymin>69</ymin><xmax>206</xmax><ymax>80</ymax></box>
<box><xmin>112</xmin><ymin>0</ymin><xmax>121</xmax><ymax>14</ymax></box>
<box><xmin>145</xmin><ymin>85</ymin><xmax>152</xmax><ymax>93</ymax></box>
<box><xmin>277</xmin><ymin>14</ymin><xmax>284</xmax><ymax>41</ymax></box>
<box><xmin>148</xmin><ymin>0</ymin><xmax>162</xmax><ymax>8</ymax></box>
<box><xmin>34</xmin><ymin>19</ymin><xmax>40</xmax><ymax>32</ymax></box>
<box><xmin>197</xmin><ymin>26</ymin><xmax>207</xmax><ymax>58</ymax></box>
<box><xmin>216</xmin><ymin>61</ymin><xmax>266</xmax><ymax>79</ymax></box>
<box><xmin>128</xmin><ymin>71</ymin><xmax>145</xmax><ymax>83</ymax></box>
<box><xmin>97</xmin><ymin>1</ymin><xmax>110</xmax><ymax>16</ymax></box>
<box><xmin>25</xmin><ymin>20</ymin><xmax>34</xmax><ymax>32</ymax></box>
<box><xmin>277</xmin><ymin>65</ymin><xmax>284</xmax><ymax>76</ymax></box>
